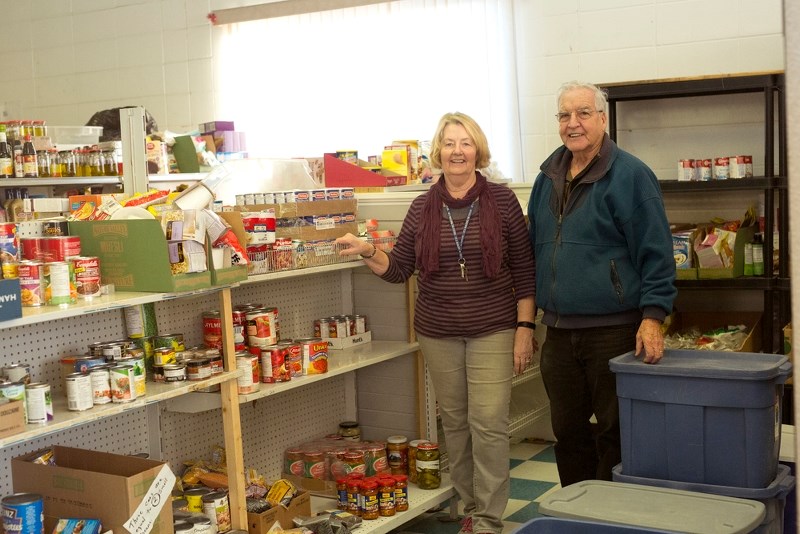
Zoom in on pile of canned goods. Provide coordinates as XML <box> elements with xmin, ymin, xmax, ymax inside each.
<box><xmin>173</xmin><ymin>487</ymin><xmax>231</xmax><ymax>534</ymax></box>
<box><xmin>677</xmin><ymin>155</ymin><xmax>753</xmax><ymax>181</ymax></box>
<box><xmin>247</xmin><ymin>238</ymin><xmax>360</xmax><ymax>275</ymax></box>
<box><xmin>0</xmin><ymin>363</ymin><xmax>54</xmax><ymax>425</ymax></box>
<box><xmin>0</xmin><ymin>220</ymin><xmax>104</xmax><ymax>305</ymax></box>
<box><xmin>234</xmin><ymin>187</ymin><xmax>354</xmax><ymax>206</ymax></box>
<box><xmin>314</xmin><ymin>314</ymin><xmax>368</xmax><ymax>339</ymax></box>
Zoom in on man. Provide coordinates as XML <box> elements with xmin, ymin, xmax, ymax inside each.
<box><xmin>527</xmin><ymin>81</ymin><xmax>676</xmax><ymax>485</ymax></box>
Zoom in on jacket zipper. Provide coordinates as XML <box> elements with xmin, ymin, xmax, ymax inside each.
<box><xmin>552</xmin><ymin>214</ymin><xmax>562</xmax><ymax>327</ymax></box>
<box><xmin>610</xmin><ymin>259</ymin><xmax>624</xmax><ymax>304</ymax></box>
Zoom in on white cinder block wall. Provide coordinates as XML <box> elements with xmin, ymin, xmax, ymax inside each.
<box><xmin>0</xmin><ymin>0</ymin><xmax>786</xmax><ymax>183</ymax></box>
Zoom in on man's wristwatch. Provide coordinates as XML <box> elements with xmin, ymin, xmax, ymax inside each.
<box><xmin>516</xmin><ymin>321</ymin><xmax>536</xmax><ymax>330</ymax></box>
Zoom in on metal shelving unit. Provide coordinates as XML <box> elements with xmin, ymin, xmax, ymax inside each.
<box><xmin>603</xmin><ymin>72</ymin><xmax>789</xmax><ymax>353</ymax></box>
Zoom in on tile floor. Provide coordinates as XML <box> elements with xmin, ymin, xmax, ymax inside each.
<box><xmin>393</xmin><ymin>439</ymin><xmax>560</xmax><ymax>534</ymax></box>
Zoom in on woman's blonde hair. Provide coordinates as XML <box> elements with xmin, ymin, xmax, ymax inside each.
<box><xmin>429</xmin><ymin>112</ymin><xmax>491</xmax><ymax>170</ymax></box>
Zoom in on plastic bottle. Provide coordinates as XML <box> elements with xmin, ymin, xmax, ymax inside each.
<box><xmin>752</xmin><ymin>233</ymin><xmax>764</xmax><ymax>276</ymax></box>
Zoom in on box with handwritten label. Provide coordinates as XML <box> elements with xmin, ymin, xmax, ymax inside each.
<box><xmin>12</xmin><ymin>446</ymin><xmax>173</xmax><ymax>534</ymax></box>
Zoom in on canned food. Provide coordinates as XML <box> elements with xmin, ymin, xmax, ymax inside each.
<box><xmin>154</xmin><ymin>347</ymin><xmax>176</xmax><ymax>366</ymax></box>
<box><xmin>0</xmin><ymin>223</ymin><xmax>20</xmax><ymax>264</ymax></box>
<box><xmin>90</xmin><ymin>367</ymin><xmax>111</xmax><ymax>404</ymax></box>
<box><xmin>3</xmin><ymin>363</ymin><xmax>31</xmax><ymax>384</ymax></box>
<box><xmin>696</xmin><ymin>158</ymin><xmax>712</xmax><ymax>181</ymax></box>
<box><xmin>677</xmin><ymin>159</ymin><xmax>695</xmax><ymax>181</ymax></box>
<box><xmin>298</xmin><ymin>338</ymin><xmax>328</xmax><ymax>375</ymax></box>
<box><xmin>236</xmin><ymin>352</ymin><xmax>260</xmax><ymax>394</ymax></box>
<box><xmin>201</xmin><ymin>491</ymin><xmax>231</xmax><ymax>533</ymax></box>
<box><xmin>44</xmin><ymin>261</ymin><xmax>77</xmax><ymax>305</ymax></box>
<box><xmin>187</xmin><ymin>515</ymin><xmax>214</xmax><ymax>534</ymax></box>
<box><xmin>186</xmin><ymin>358</ymin><xmax>212</xmax><ymax>381</ymax></box>
<box><xmin>328</xmin><ymin>316</ymin><xmax>348</xmax><ymax>339</ymax></box>
<box><xmin>354</xmin><ymin>315</ymin><xmax>368</xmax><ymax>334</ymax></box>
<box><xmin>202</xmin><ymin>311</ymin><xmax>223</xmax><ymax>349</ymax></box>
<box><xmin>101</xmin><ymin>340</ymin><xmax>133</xmax><ymax>362</ymax></box>
<box><xmin>0</xmin><ymin>381</ymin><xmax>27</xmax><ymax>421</ymax></box>
<box><xmin>25</xmin><ymin>383</ymin><xmax>53</xmax><ymax>424</ymax></box>
<box><xmin>109</xmin><ymin>365</ymin><xmax>136</xmax><ymax>403</ymax></box>
<box><xmin>1</xmin><ymin>261</ymin><xmax>18</xmax><ymax>278</ymax></box>
<box><xmin>71</xmin><ymin>256</ymin><xmax>101</xmax><ymax>298</ymax></box>
<box><xmin>154</xmin><ymin>333</ymin><xmax>185</xmax><ymax>353</ymax></box>
<box><xmin>184</xmin><ymin>487</ymin><xmax>211</xmax><ymax>513</ymax></box>
<box><xmin>41</xmin><ymin>220</ymin><xmax>68</xmax><ymax>237</ymax></box>
<box><xmin>162</xmin><ymin>363</ymin><xmax>186</xmax><ymax>382</ymax></box>
<box><xmin>231</xmin><ymin>308</ymin><xmax>249</xmax><ymax>350</ymax></box>
<box><xmin>42</xmin><ymin>235</ymin><xmax>81</xmax><ymax>262</ymax></box>
<box><xmin>207</xmin><ymin>351</ymin><xmax>223</xmax><ymax>375</ymax></box>
<box><xmin>246</xmin><ymin>308</ymin><xmax>277</xmax><ymax>345</ymax></box>
<box><xmin>17</xmin><ymin>260</ymin><xmax>45</xmax><ymax>307</ymax></box>
<box><xmin>279</xmin><ymin>340</ymin><xmax>302</xmax><ymax>377</ymax></box>
<box><xmin>1</xmin><ymin>493</ymin><xmax>44</xmax><ymax>534</ymax></box>
<box><xmin>258</xmin><ymin>346</ymin><xmax>275</xmax><ymax>384</ymax></box>
<box><xmin>65</xmin><ymin>372</ymin><xmax>93</xmax><ymax>411</ymax></box>
<box><xmin>119</xmin><ymin>356</ymin><xmax>146</xmax><ymax>397</ymax></box>
<box><xmin>714</xmin><ymin>156</ymin><xmax>730</xmax><ymax>180</ymax></box>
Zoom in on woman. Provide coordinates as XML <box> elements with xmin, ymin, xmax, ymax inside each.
<box><xmin>336</xmin><ymin>112</ymin><xmax>536</xmax><ymax>534</ymax></box>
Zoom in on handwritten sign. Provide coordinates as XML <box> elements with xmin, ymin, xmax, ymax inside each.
<box><xmin>123</xmin><ymin>464</ymin><xmax>175</xmax><ymax>534</ymax></box>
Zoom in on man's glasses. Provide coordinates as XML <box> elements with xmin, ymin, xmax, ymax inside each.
<box><xmin>555</xmin><ymin>109</ymin><xmax>604</xmax><ymax>123</ymax></box>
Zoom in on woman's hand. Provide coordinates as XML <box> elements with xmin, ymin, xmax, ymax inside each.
<box><xmin>335</xmin><ymin>233</ymin><xmax>372</xmax><ymax>257</ymax></box>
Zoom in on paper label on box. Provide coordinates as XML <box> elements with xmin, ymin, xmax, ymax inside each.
<box><xmin>123</xmin><ymin>464</ymin><xmax>175</xmax><ymax>534</ymax></box>
<box><xmin>314</xmin><ymin>217</ymin><xmax>335</xmax><ymax>230</ymax></box>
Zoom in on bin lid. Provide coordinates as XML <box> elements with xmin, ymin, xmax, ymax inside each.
<box><xmin>609</xmin><ymin>349</ymin><xmax>791</xmax><ymax>380</ymax></box>
<box><xmin>539</xmin><ymin>480</ymin><xmax>766</xmax><ymax>534</ymax></box>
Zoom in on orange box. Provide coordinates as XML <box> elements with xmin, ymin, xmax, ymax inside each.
<box><xmin>67</xmin><ymin>194</ymin><xmax>118</xmax><ymax>220</ymax></box>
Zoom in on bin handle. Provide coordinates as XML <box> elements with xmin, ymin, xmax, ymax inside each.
<box><xmin>779</xmin><ymin>361</ymin><xmax>793</xmax><ymax>377</ymax></box>
<box><xmin>777</xmin><ymin>474</ymin><xmax>795</xmax><ymax>496</ymax></box>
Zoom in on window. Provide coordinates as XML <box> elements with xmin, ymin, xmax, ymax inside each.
<box><xmin>216</xmin><ymin>0</ymin><xmax>522</xmax><ymax>180</ymax></box>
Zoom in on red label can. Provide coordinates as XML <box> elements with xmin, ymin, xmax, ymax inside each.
<box><xmin>42</xmin><ymin>235</ymin><xmax>81</xmax><ymax>262</ymax></box>
<box><xmin>19</xmin><ymin>237</ymin><xmax>43</xmax><ymax>261</ymax></box>
<box><xmin>71</xmin><ymin>256</ymin><xmax>101</xmax><ymax>298</ymax></box>
<box><xmin>202</xmin><ymin>311</ymin><xmax>223</xmax><ymax>349</ymax></box>
<box><xmin>279</xmin><ymin>340</ymin><xmax>302</xmax><ymax>377</ymax></box>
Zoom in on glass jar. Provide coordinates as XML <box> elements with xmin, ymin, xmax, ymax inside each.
<box><xmin>393</xmin><ymin>474</ymin><xmax>409</xmax><ymax>511</ymax></box>
<box><xmin>346</xmin><ymin>478</ymin><xmax>361</xmax><ymax>516</ymax></box>
<box><xmin>378</xmin><ymin>477</ymin><xmax>396</xmax><ymax>516</ymax></box>
<box><xmin>407</xmin><ymin>439</ymin><xmax>428</xmax><ymax>484</ymax></box>
<box><xmin>416</xmin><ymin>442</ymin><xmax>441</xmax><ymax>489</ymax></box>
<box><xmin>336</xmin><ymin>478</ymin><xmax>348</xmax><ymax>510</ymax></box>
<box><xmin>338</xmin><ymin>420</ymin><xmax>361</xmax><ymax>441</ymax></box>
<box><xmin>103</xmin><ymin>149</ymin><xmax>118</xmax><ymax>176</ymax></box>
<box><xmin>386</xmin><ymin>435</ymin><xmax>409</xmax><ymax>475</ymax></box>
<box><xmin>360</xmin><ymin>480</ymin><xmax>379</xmax><ymax>520</ymax></box>
<box><xmin>36</xmin><ymin>150</ymin><xmax>50</xmax><ymax>177</ymax></box>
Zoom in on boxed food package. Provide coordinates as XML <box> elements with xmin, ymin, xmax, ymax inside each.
<box><xmin>11</xmin><ymin>446</ymin><xmax>174</xmax><ymax>534</ymax></box>
<box><xmin>247</xmin><ymin>491</ymin><xmax>311</xmax><ymax>534</ymax></box>
<box><xmin>0</xmin><ymin>399</ymin><xmax>25</xmax><ymax>438</ymax></box>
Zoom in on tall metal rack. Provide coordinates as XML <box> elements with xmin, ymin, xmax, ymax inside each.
<box><xmin>602</xmin><ymin>72</ymin><xmax>789</xmax><ymax>354</ymax></box>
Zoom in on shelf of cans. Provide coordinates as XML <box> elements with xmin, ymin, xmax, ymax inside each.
<box><xmin>246</xmin><ymin>236</ymin><xmax>396</xmax><ymax>276</ymax></box>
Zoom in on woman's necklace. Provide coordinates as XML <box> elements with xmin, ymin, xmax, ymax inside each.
<box><xmin>444</xmin><ymin>200</ymin><xmax>478</xmax><ymax>280</ymax></box>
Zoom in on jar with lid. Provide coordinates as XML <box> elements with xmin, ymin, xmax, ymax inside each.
<box><xmin>386</xmin><ymin>435</ymin><xmax>409</xmax><ymax>474</ymax></box>
<box><xmin>378</xmin><ymin>477</ymin><xmax>396</xmax><ymax>516</ymax></box>
<box><xmin>360</xmin><ymin>480</ymin><xmax>379</xmax><ymax>520</ymax></box>
<box><xmin>336</xmin><ymin>478</ymin><xmax>348</xmax><ymax>510</ymax></box>
<box><xmin>345</xmin><ymin>478</ymin><xmax>361</xmax><ymax>515</ymax></box>
<box><xmin>415</xmin><ymin>442</ymin><xmax>441</xmax><ymax>489</ymax></box>
<box><xmin>393</xmin><ymin>474</ymin><xmax>409</xmax><ymax>511</ymax></box>
<box><xmin>338</xmin><ymin>420</ymin><xmax>361</xmax><ymax>441</ymax></box>
<box><xmin>343</xmin><ymin>449</ymin><xmax>365</xmax><ymax>475</ymax></box>
<box><xmin>363</xmin><ymin>442</ymin><xmax>388</xmax><ymax>476</ymax></box>
<box><xmin>407</xmin><ymin>439</ymin><xmax>428</xmax><ymax>484</ymax></box>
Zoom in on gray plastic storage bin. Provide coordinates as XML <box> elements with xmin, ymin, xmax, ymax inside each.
<box><xmin>538</xmin><ymin>480</ymin><xmax>766</xmax><ymax>534</ymax></box>
<box><xmin>609</xmin><ymin>349</ymin><xmax>791</xmax><ymax>488</ymax></box>
<box><xmin>513</xmin><ymin>516</ymin><xmax>676</xmax><ymax>533</ymax></box>
<box><xmin>612</xmin><ymin>463</ymin><xmax>795</xmax><ymax>534</ymax></box>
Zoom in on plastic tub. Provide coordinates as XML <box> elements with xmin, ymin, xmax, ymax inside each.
<box><xmin>609</xmin><ymin>349</ymin><xmax>791</xmax><ymax>488</ymax></box>
<box><xmin>612</xmin><ymin>463</ymin><xmax>795</xmax><ymax>534</ymax></box>
<box><xmin>48</xmin><ymin>125</ymin><xmax>103</xmax><ymax>145</ymax></box>
<box><xmin>513</xmin><ymin>516</ymin><xmax>676</xmax><ymax>533</ymax></box>
<box><xmin>538</xmin><ymin>480</ymin><xmax>765</xmax><ymax>534</ymax></box>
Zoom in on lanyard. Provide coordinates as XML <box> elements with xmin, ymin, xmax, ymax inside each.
<box><xmin>444</xmin><ymin>199</ymin><xmax>477</xmax><ymax>280</ymax></box>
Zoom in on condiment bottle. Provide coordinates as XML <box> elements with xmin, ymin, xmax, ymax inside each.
<box><xmin>22</xmin><ymin>135</ymin><xmax>37</xmax><ymax>177</ymax></box>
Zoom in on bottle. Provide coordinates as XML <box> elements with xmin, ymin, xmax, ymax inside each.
<box><xmin>13</xmin><ymin>140</ymin><xmax>23</xmax><ymax>177</ymax></box>
<box><xmin>743</xmin><ymin>242</ymin><xmax>754</xmax><ymax>276</ymax></box>
<box><xmin>752</xmin><ymin>233</ymin><xmax>764</xmax><ymax>276</ymax></box>
<box><xmin>22</xmin><ymin>135</ymin><xmax>37</xmax><ymax>177</ymax></box>
<box><xmin>0</xmin><ymin>127</ymin><xmax>13</xmax><ymax>178</ymax></box>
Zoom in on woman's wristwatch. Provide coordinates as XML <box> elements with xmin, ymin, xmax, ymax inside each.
<box><xmin>516</xmin><ymin>321</ymin><xmax>536</xmax><ymax>330</ymax></box>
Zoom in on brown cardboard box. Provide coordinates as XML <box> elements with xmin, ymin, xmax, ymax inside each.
<box><xmin>11</xmin><ymin>446</ymin><xmax>173</xmax><ymax>534</ymax></box>
<box><xmin>0</xmin><ymin>399</ymin><xmax>25</xmax><ymax>438</ymax></box>
<box><xmin>247</xmin><ymin>490</ymin><xmax>311</xmax><ymax>534</ymax></box>
<box><xmin>666</xmin><ymin>311</ymin><xmax>762</xmax><ymax>353</ymax></box>
<box><xmin>281</xmin><ymin>473</ymin><xmax>338</xmax><ymax>498</ymax></box>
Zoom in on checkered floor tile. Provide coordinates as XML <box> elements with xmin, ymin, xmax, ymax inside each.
<box><xmin>392</xmin><ymin>439</ymin><xmax>559</xmax><ymax>533</ymax></box>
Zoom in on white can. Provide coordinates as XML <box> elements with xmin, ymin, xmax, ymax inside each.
<box><xmin>110</xmin><ymin>365</ymin><xmax>136</xmax><ymax>403</ymax></box>
<box><xmin>90</xmin><ymin>368</ymin><xmax>112</xmax><ymax>405</ymax></box>
<box><xmin>66</xmin><ymin>372</ymin><xmax>93</xmax><ymax>411</ymax></box>
<box><xmin>201</xmin><ymin>491</ymin><xmax>231</xmax><ymax>533</ymax></box>
<box><xmin>25</xmin><ymin>382</ymin><xmax>53</xmax><ymax>424</ymax></box>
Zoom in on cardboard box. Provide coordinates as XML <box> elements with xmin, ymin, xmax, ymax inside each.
<box><xmin>0</xmin><ymin>399</ymin><xmax>25</xmax><ymax>438</ymax></box>
<box><xmin>200</xmin><ymin>120</ymin><xmax>235</xmax><ymax>133</ymax></box>
<box><xmin>280</xmin><ymin>473</ymin><xmax>338</xmax><ymax>498</ymax></box>
<box><xmin>68</xmin><ymin>220</ymin><xmax>211</xmax><ymax>293</ymax></box>
<box><xmin>11</xmin><ymin>446</ymin><xmax>173</xmax><ymax>534</ymax></box>
<box><xmin>666</xmin><ymin>311</ymin><xmax>762</xmax><ymax>353</ymax></box>
<box><xmin>229</xmin><ymin>202</ymin><xmax>359</xmax><ymax>242</ymax></box>
<box><xmin>0</xmin><ymin>279</ymin><xmax>22</xmax><ymax>321</ymax></box>
<box><xmin>696</xmin><ymin>224</ymin><xmax>756</xmax><ymax>279</ymax></box>
<box><xmin>323</xmin><ymin>154</ymin><xmax>406</xmax><ymax>188</ymax></box>
<box><xmin>247</xmin><ymin>490</ymin><xmax>311</xmax><ymax>534</ymax></box>
<box><xmin>324</xmin><ymin>330</ymin><xmax>372</xmax><ymax>350</ymax></box>
<box><xmin>68</xmin><ymin>195</ymin><xmax>119</xmax><ymax>220</ymax></box>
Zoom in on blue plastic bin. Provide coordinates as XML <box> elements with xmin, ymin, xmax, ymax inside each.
<box><xmin>513</xmin><ymin>517</ymin><xmax>676</xmax><ymax>533</ymax></box>
<box><xmin>609</xmin><ymin>349</ymin><xmax>792</xmax><ymax>488</ymax></box>
<box><xmin>537</xmin><ymin>480</ymin><xmax>765</xmax><ymax>534</ymax></box>
<box><xmin>612</xmin><ymin>463</ymin><xmax>795</xmax><ymax>534</ymax></box>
